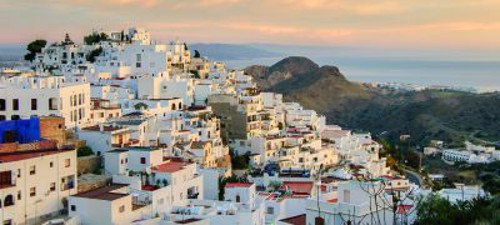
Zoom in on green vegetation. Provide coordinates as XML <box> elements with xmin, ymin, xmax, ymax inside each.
<box><xmin>84</xmin><ymin>32</ymin><xmax>109</xmax><ymax>45</ymax></box>
<box><xmin>134</xmin><ymin>102</ymin><xmax>149</xmax><ymax>110</ymax></box>
<box><xmin>190</xmin><ymin>70</ymin><xmax>201</xmax><ymax>79</ymax></box>
<box><xmin>469</xmin><ymin>161</ymin><xmax>500</xmax><ymax>195</ymax></box>
<box><xmin>86</xmin><ymin>47</ymin><xmax>103</xmax><ymax>63</ymax></box>
<box><xmin>24</xmin><ymin>39</ymin><xmax>47</xmax><ymax>61</ymax></box>
<box><xmin>193</xmin><ymin>50</ymin><xmax>201</xmax><ymax>58</ymax></box>
<box><xmin>77</xmin><ymin>146</ymin><xmax>94</xmax><ymax>157</ymax></box>
<box><xmin>416</xmin><ymin>194</ymin><xmax>500</xmax><ymax>225</ymax></box>
<box><xmin>229</xmin><ymin>149</ymin><xmax>250</xmax><ymax>170</ymax></box>
<box><xmin>245</xmin><ymin>57</ymin><xmax>500</xmax><ymax>148</ymax></box>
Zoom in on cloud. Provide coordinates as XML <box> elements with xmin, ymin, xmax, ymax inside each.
<box><xmin>106</xmin><ymin>0</ymin><xmax>159</xmax><ymax>7</ymax></box>
<box><xmin>276</xmin><ymin>0</ymin><xmax>407</xmax><ymax>15</ymax></box>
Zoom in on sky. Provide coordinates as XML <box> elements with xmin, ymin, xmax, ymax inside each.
<box><xmin>1</xmin><ymin>0</ymin><xmax>500</xmax><ymax>52</ymax></box>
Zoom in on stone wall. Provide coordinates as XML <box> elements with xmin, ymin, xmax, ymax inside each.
<box><xmin>77</xmin><ymin>155</ymin><xmax>102</xmax><ymax>175</ymax></box>
<box><xmin>40</xmin><ymin>116</ymin><xmax>66</xmax><ymax>147</ymax></box>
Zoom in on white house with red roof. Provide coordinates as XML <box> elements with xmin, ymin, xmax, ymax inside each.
<box><xmin>150</xmin><ymin>158</ymin><xmax>204</xmax><ymax>207</ymax></box>
<box><xmin>0</xmin><ymin>147</ymin><xmax>77</xmax><ymax>225</ymax></box>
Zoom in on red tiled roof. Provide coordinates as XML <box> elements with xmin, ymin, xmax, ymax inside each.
<box><xmin>327</xmin><ymin>198</ymin><xmax>338</xmax><ymax>203</ymax></box>
<box><xmin>151</xmin><ymin>161</ymin><xmax>188</xmax><ymax>173</ymax></box>
<box><xmin>398</xmin><ymin>204</ymin><xmax>413</xmax><ymax>215</ymax></box>
<box><xmin>0</xmin><ymin>149</ymin><xmax>73</xmax><ymax>163</ymax></box>
<box><xmin>280</xmin><ymin>214</ymin><xmax>306</xmax><ymax>225</ymax></box>
<box><xmin>281</xmin><ymin>181</ymin><xmax>314</xmax><ymax>195</ymax></box>
<box><xmin>142</xmin><ymin>185</ymin><xmax>159</xmax><ymax>191</ymax></box>
<box><xmin>225</xmin><ymin>182</ymin><xmax>254</xmax><ymax>188</ymax></box>
<box><xmin>73</xmin><ymin>184</ymin><xmax>128</xmax><ymax>201</ymax></box>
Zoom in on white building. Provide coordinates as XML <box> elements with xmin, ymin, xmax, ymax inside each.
<box><xmin>68</xmin><ymin>184</ymin><xmax>153</xmax><ymax>225</ymax></box>
<box><xmin>0</xmin><ymin>147</ymin><xmax>77</xmax><ymax>225</ymax></box>
<box><xmin>0</xmin><ymin>75</ymin><xmax>91</xmax><ymax>128</ymax></box>
<box><xmin>79</xmin><ymin>124</ymin><xmax>134</xmax><ymax>155</ymax></box>
<box><xmin>305</xmin><ymin>181</ymin><xmax>400</xmax><ymax>225</ymax></box>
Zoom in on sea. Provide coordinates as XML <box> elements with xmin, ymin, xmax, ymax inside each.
<box><xmin>2</xmin><ymin>44</ymin><xmax>499</xmax><ymax>92</ymax></box>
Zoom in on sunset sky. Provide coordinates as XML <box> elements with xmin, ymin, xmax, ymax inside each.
<box><xmin>1</xmin><ymin>0</ymin><xmax>499</xmax><ymax>51</ymax></box>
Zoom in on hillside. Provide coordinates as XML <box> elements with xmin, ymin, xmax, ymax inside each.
<box><xmin>245</xmin><ymin>56</ymin><xmax>500</xmax><ymax>146</ymax></box>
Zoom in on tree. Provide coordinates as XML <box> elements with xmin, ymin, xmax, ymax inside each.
<box><xmin>77</xmin><ymin>146</ymin><xmax>94</xmax><ymax>157</ymax></box>
<box><xmin>193</xmin><ymin>50</ymin><xmax>201</xmax><ymax>58</ymax></box>
<box><xmin>86</xmin><ymin>47</ymin><xmax>103</xmax><ymax>63</ymax></box>
<box><xmin>229</xmin><ymin>149</ymin><xmax>250</xmax><ymax>170</ymax></box>
<box><xmin>416</xmin><ymin>194</ymin><xmax>459</xmax><ymax>225</ymax></box>
<box><xmin>415</xmin><ymin>194</ymin><xmax>500</xmax><ymax>225</ymax></box>
<box><xmin>84</xmin><ymin>32</ymin><xmax>109</xmax><ymax>45</ymax></box>
<box><xmin>24</xmin><ymin>39</ymin><xmax>47</xmax><ymax>61</ymax></box>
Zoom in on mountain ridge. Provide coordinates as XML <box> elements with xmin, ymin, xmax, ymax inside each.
<box><xmin>244</xmin><ymin>56</ymin><xmax>500</xmax><ymax>146</ymax></box>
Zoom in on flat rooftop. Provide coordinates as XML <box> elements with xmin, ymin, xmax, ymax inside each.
<box><xmin>0</xmin><ymin>149</ymin><xmax>73</xmax><ymax>163</ymax></box>
<box><xmin>72</xmin><ymin>184</ymin><xmax>128</xmax><ymax>201</ymax></box>
<box><xmin>81</xmin><ymin>125</ymin><xmax>126</xmax><ymax>132</ymax></box>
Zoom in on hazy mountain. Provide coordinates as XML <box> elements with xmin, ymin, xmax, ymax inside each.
<box><xmin>0</xmin><ymin>44</ymin><xmax>25</xmax><ymax>66</ymax></box>
<box><xmin>245</xmin><ymin>56</ymin><xmax>500</xmax><ymax>146</ymax></box>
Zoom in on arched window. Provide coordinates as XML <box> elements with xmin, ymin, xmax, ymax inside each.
<box><xmin>171</xmin><ymin>104</ymin><xmax>176</xmax><ymax>110</ymax></box>
<box><xmin>235</xmin><ymin>195</ymin><xmax>240</xmax><ymax>203</ymax></box>
<box><xmin>178</xmin><ymin>102</ymin><xmax>182</xmax><ymax>110</ymax></box>
<box><xmin>4</xmin><ymin>195</ymin><xmax>14</xmax><ymax>207</ymax></box>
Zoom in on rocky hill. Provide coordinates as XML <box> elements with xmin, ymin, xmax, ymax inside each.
<box><xmin>245</xmin><ymin>56</ymin><xmax>500</xmax><ymax>147</ymax></box>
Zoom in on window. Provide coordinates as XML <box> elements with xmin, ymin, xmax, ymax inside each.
<box><xmin>140</xmin><ymin>157</ymin><xmax>146</xmax><ymax>164</ymax></box>
<box><xmin>30</xmin><ymin>187</ymin><xmax>36</xmax><ymax>197</ymax></box>
<box><xmin>12</xmin><ymin>98</ymin><xmax>19</xmax><ymax>111</ymax></box>
<box><xmin>236</xmin><ymin>195</ymin><xmax>240</xmax><ymax>203</ymax></box>
<box><xmin>65</xmin><ymin>159</ymin><xmax>71</xmax><ymax>168</ymax></box>
<box><xmin>0</xmin><ymin>99</ymin><xmax>5</xmax><ymax>111</ymax></box>
<box><xmin>4</xmin><ymin>195</ymin><xmax>14</xmax><ymax>207</ymax></box>
<box><xmin>29</xmin><ymin>165</ymin><xmax>35</xmax><ymax>175</ymax></box>
<box><xmin>31</xmin><ymin>99</ymin><xmax>37</xmax><ymax>110</ymax></box>
<box><xmin>343</xmin><ymin>190</ymin><xmax>351</xmax><ymax>203</ymax></box>
<box><xmin>266</xmin><ymin>207</ymin><xmax>274</xmax><ymax>215</ymax></box>
<box><xmin>136</xmin><ymin>62</ymin><xmax>141</xmax><ymax>68</ymax></box>
<box><xmin>10</xmin><ymin>115</ymin><xmax>20</xmax><ymax>120</ymax></box>
<box><xmin>119</xmin><ymin>205</ymin><xmax>125</xmax><ymax>213</ymax></box>
<box><xmin>50</xmin><ymin>162</ymin><xmax>53</xmax><ymax>168</ymax></box>
<box><xmin>48</xmin><ymin>98</ymin><xmax>58</xmax><ymax>110</ymax></box>
<box><xmin>17</xmin><ymin>169</ymin><xmax>20</xmax><ymax>178</ymax></box>
<box><xmin>0</xmin><ymin>115</ymin><xmax>5</xmax><ymax>121</ymax></box>
<box><xmin>70</xmin><ymin>205</ymin><xmax>76</xmax><ymax>211</ymax></box>
<box><xmin>17</xmin><ymin>191</ymin><xmax>21</xmax><ymax>200</ymax></box>
<box><xmin>50</xmin><ymin>182</ymin><xmax>56</xmax><ymax>191</ymax></box>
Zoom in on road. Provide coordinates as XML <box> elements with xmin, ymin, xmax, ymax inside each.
<box><xmin>405</xmin><ymin>169</ymin><xmax>424</xmax><ymax>186</ymax></box>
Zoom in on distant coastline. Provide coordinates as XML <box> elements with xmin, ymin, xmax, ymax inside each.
<box><xmin>2</xmin><ymin>43</ymin><xmax>499</xmax><ymax>92</ymax></box>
